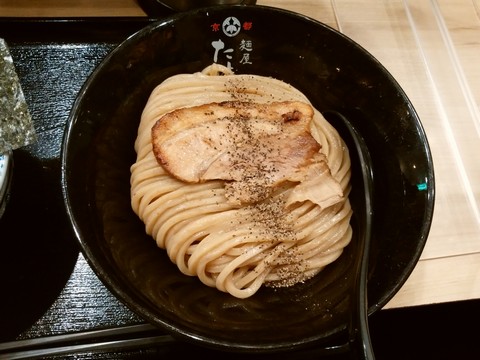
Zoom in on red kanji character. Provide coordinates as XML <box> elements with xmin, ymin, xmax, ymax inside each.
<box><xmin>243</xmin><ymin>22</ymin><xmax>253</xmax><ymax>30</ymax></box>
<box><xmin>211</xmin><ymin>23</ymin><xmax>221</xmax><ymax>32</ymax></box>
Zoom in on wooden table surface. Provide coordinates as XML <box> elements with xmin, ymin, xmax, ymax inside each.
<box><xmin>1</xmin><ymin>0</ymin><xmax>479</xmax><ymax>310</ymax></box>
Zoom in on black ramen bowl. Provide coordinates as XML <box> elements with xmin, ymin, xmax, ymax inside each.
<box><xmin>61</xmin><ymin>5</ymin><xmax>434</xmax><ymax>354</ymax></box>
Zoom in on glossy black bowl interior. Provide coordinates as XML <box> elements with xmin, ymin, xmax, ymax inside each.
<box><xmin>61</xmin><ymin>5</ymin><xmax>435</xmax><ymax>353</ymax></box>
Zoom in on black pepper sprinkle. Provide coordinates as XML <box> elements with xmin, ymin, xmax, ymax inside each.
<box><xmin>218</xmin><ymin>79</ymin><xmax>318</xmax><ymax>289</ymax></box>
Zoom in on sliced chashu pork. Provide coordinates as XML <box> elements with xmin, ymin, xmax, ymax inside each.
<box><xmin>151</xmin><ymin>100</ymin><xmax>344</xmax><ymax>208</ymax></box>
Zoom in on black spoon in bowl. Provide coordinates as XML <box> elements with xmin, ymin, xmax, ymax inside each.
<box><xmin>323</xmin><ymin>111</ymin><xmax>375</xmax><ymax>360</ymax></box>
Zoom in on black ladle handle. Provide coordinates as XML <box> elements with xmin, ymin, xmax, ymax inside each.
<box><xmin>324</xmin><ymin>111</ymin><xmax>375</xmax><ymax>360</ymax></box>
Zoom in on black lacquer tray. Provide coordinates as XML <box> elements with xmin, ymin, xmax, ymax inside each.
<box><xmin>0</xmin><ymin>17</ymin><xmax>477</xmax><ymax>360</ymax></box>
<box><xmin>0</xmin><ymin>17</ymin><xmax>354</xmax><ymax>359</ymax></box>
<box><xmin>0</xmin><ymin>15</ymin><xmax>156</xmax><ymax>347</ymax></box>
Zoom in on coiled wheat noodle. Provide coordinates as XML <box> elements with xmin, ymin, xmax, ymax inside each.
<box><xmin>130</xmin><ymin>64</ymin><xmax>352</xmax><ymax>299</ymax></box>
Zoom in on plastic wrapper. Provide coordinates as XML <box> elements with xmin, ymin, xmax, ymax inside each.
<box><xmin>0</xmin><ymin>38</ymin><xmax>36</xmax><ymax>154</ymax></box>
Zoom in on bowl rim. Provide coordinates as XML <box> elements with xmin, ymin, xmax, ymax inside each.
<box><xmin>60</xmin><ymin>4</ymin><xmax>435</xmax><ymax>352</ymax></box>
<box><xmin>0</xmin><ymin>150</ymin><xmax>13</xmax><ymax>217</ymax></box>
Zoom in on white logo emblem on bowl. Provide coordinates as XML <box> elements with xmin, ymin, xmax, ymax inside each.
<box><xmin>222</xmin><ymin>17</ymin><xmax>241</xmax><ymax>37</ymax></box>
